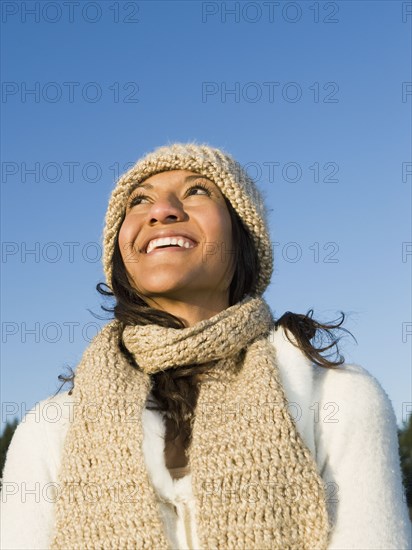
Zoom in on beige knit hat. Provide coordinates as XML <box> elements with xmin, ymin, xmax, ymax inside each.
<box><xmin>102</xmin><ymin>142</ymin><xmax>273</xmax><ymax>296</ymax></box>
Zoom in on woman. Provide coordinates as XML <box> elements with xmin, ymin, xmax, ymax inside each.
<box><xmin>1</xmin><ymin>142</ymin><xmax>410</xmax><ymax>549</ymax></box>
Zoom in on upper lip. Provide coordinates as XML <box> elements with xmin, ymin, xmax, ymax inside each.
<box><xmin>141</xmin><ymin>230</ymin><xmax>198</xmax><ymax>253</ymax></box>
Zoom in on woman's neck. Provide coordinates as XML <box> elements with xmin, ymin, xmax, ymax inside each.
<box><xmin>143</xmin><ymin>292</ymin><xmax>230</xmax><ymax>327</ymax></box>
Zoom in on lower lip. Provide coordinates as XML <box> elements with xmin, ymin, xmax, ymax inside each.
<box><xmin>146</xmin><ymin>245</ymin><xmax>196</xmax><ymax>255</ymax></box>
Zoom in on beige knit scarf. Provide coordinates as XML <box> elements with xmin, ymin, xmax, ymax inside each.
<box><xmin>50</xmin><ymin>295</ymin><xmax>330</xmax><ymax>549</ymax></box>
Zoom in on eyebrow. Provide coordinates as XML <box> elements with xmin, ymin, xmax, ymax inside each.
<box><xmin>127</xmin><ymin>174</ymin><xmax>210</xmax><ymax>196</ymax></box>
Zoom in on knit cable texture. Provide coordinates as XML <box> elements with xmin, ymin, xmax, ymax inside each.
<box><xmin>50</xmin><ymin>296</ymin><xmax>331</xmax><ymax>549</ymax></box>
<box><xmin>122</xmin><ymin>294</ymin><xmax>273</xmax><ymax>374</ymax></box>
<box><xmin>102</xmin><ymin>142</ymin><xmax>274</xmax><ymax>296</ymax></box>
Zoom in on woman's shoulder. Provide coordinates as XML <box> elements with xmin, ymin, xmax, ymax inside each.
<box><xmin>311</xmin><ymin>360</ymin><xmax>399</xmax><ymax>447</ymax></box>
<box><xmin>6</xmin><ymin>390</ymin><xmax>74</xmax><ymax>441</ymax></box>
<box><xmin>21</xmin><ymin>389</ymin><xmax>77</xmax><ymax>427</ymax></box>
<box><xmin>313</xmin><ymin>360</ymin><xmax>394</xmax><ymax>409</ymax></box>
<box><xmin>268</xmin><ymin>324</ymin><xmax>394</xmax><ymax>415</ymax></box>
<box><xmin>1</xmin><ymin>390</ymin><xmax>75</xmax><ymax>495</ymax></box>
<box><xmin>6</xmin><ymin>391</ymin><xmax>75</xmax><ymax>467</ymax></box>
<box><xmin>268</xmin><ymin>326</ymin><xmax>388</xmax><ymax>397</ymax></box>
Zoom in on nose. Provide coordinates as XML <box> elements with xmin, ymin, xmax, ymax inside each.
<box><xmin>146</xmin><ymin>193</ymin><xmax>186</xmax><ymax>225</ymax></box>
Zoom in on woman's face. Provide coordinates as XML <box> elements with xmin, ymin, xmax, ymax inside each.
<box><xmin>118</xmin><ymin>170</ymin><xmax>235</xmax><ymax>305</ymax></box>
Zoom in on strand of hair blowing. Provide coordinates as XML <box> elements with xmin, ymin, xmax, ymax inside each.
<box><xmin>275</xmin><ymin>309</ymin><xmax>356</xmax><ymax>369</ymax></box>
<box><xmin>57</xmin><ymin>202</ymin><xmax>355</xmax><ymax>452</ymax></box>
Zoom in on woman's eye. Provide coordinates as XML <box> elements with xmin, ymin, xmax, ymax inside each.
<box><xmin>128</xmin><ymin>194</ymin><xmax>147</xmax><ymax>207</ymax></box>
<box><xmin>186</xmin><ymin>183</ymin><xmax>212</xmax><ymax>196</ymax></box>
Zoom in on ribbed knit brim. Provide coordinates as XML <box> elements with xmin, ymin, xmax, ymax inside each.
<box><xmin>102</xmin><ymin>142</ymin><xmax>273</xmax><ymax>296</ymax></box>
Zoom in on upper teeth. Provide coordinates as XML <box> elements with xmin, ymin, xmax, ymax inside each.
<box><xmin>146</xmin><ymin>236</ymin><xmax>195</xmax><ymax>254</ymax></box>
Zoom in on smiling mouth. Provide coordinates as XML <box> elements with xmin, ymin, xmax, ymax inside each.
<box><xmin>145</xmin><ymin>236</ymin><xmax>197</xmax><ymax>254</ymax></box>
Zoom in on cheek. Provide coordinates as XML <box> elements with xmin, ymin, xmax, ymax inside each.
<box><xmin>202</xmin><ymin>208</ymin><xmax>234</xmax><ymax>268</ymax></box>
<box><xmin>207</xmin><ymin>208</ymin><xmax>233</xmax><ymax>246</ymax></box>
<box><xmin>118</xmin><ymin>217</ymin><xmax>141</xmax><ymax>258</ymax></box>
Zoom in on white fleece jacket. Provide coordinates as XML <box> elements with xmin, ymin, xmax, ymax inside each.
<box><xmin>0</xmin><ymin>326</ymin><xmax>411</xmax><ymax>550</ymax></box>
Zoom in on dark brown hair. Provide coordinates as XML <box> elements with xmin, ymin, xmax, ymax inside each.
<box><xmin>57</xmin><ymin>198</ymin><xmax>355</xmax><ymax>455</ymax></box>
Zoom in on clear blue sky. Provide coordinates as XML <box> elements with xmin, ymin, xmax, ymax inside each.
<box><xmin>1</xmin><ymin>0</ymin><xmax>411</xmax><ymax>430</ymax></box>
